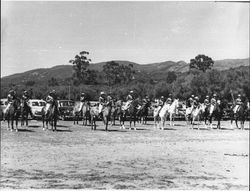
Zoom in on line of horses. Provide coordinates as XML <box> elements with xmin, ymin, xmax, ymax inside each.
<box><xmin>2</xmin><ymin>98</ymin><xmax>249</xmax><ymax>132</ymax></box>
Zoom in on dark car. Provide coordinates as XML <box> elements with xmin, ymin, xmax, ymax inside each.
<box><xmin>57</xmin><ymin>100</ymin><xmax>75</xmax><ymax>120</ymax></box>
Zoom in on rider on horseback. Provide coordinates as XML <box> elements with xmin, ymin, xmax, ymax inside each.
<box><xmin>233</xmin><ymin>94</ymin><xmax>242</xmax><ymax>113</ymax></box>
<box><xmin>5</xmin><ymin>90</ymin><xmax>17</xmax><ymax>113</ymax></box>
<box><xmin>211</xmin><ymin>94</ymin><xmax>217</xmax><ymax>105</ymax></box>
<box><xmin>21</xmin><ymin>90</ymin><xmax>34</xmax><ymax>118</ymax></box>
<box><xmin>124</xmin><ymin>90</ymin><xmax>134</xmax><ymax>110</ymax></box>
<box><xmin>98</xmin><ymin>91</ymin><xmax>106</xmax><ymax>115</ymax></box>
<box><xmin>193</xmin><ymin>96</ymin><xmax>199</xmax><ymax>108</ymax></box>
<box><xmin>166</xmin><ymin>94</ymin><xmax>173</xmax><ymax>105</ymax></box>
<box><xmin>187</xmin><ymin>95</ymin><xmax>195</xmax><ymax>107</ymax></box>
<box><xmin>79</xmin><ymin>92</ymin><xmax>89</xmax><ymax>111</ymax></box>
<box><xmin>45</xmin><ymin>90</ymin><xmax>58</xmax><ymax>114</ymax></box>
<box><xmin>204</xmin><ymin>95</ymin><xmax>210</xmax><ymax>107</ymax></box>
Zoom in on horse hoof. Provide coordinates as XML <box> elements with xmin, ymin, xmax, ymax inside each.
<box><xmin>43</xmin><ymin>128</ymin><xmax>45</xmax><ymax>131</ymax></box>
<box><xmin>10</xmin><ymin>129</ymin><xmax>13</xmax><ymax>132</ymax></box>
<box><xmin>16</xmin><ymin>129</ymin><xmax>18</xmax><ymax>132</ymax></box>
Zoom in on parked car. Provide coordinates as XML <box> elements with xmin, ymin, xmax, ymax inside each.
<box><xmin>57</xmin><ymin>100</ymin><xmax>75</xmax><ymax>120</ymax></box>
<box><xmin>28</xmin><ymin>99</ymin><xmax>46</xmax><ymax>119</ymax></box>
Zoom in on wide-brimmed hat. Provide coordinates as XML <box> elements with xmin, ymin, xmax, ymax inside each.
<box><xmin>100</xmin><ymin>91</ymin><xmax>105</xmax><ymax>95</ymax></box>
<box><xmin>130</xmin><ymin>90</ymin><xmax>134</xmax><ymax>94</ymax></box>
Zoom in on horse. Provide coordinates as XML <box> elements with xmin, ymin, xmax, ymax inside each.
<box><xmin>102</xmin><ymin>102</ymin><xmax>112</xmax><ymax>131</ymax></box>
<box><xmin>168</xmin><ymin>99</ymin><xmax>179</xmax><ymax>126</ymax></box>
<box><xmin>20</xmin><ymin>99</ymin><xmax>31</xmax><ymax>127</ymax></box>
<box><xmin>191</xmin><ymin>103</ymin><xmax>205</xmax><ymax>130</ymax></box>
<box><xmin>5</xmin><ymin>98</ymin><xmax>21</xmax><ymax>132</ymax></box>
<box><xmin>137</xmin><ymin>101</ymin><xmax>151</xmax><ymax>125</ymax></box>
<box><xmin>230</xmin><ymin>102</ymin><xmax>248</xmax><ymax>130</ymax></box>
<box><xmin>207</xmin><ymin>101</ymin><xmax>225</xmax><ymax>129</ymax></box>
<box><xmin>158</xmin><ymin>102</ymin><xmax>171</xmax><ymax>130</ymax></box>
<box><xmin>73</xmin><ymin>101</ymin><xmax>90</xmax><ymax>126</ymax></box>
<box><xmin>42</xmin><ymin>101</ymin><xmax>58</xmax><ymax>131</ymax></box>
<box><xmin>110</xmin><ymin>100</ymin><xmax>123</xmax><ymax>126</ymax></box>
<box><xmin>184</xmin><ymin>104</ymin><xmax>193</xmax><ymax>125</ymax></box>
<box><xmin>89</xmin><ymin>105</ymin><xmax>99</xmax><ymax>130</ymax></box>
<box><xmin>120</xmin><ymin>99</ymin><xmax>139</xmax><ymax>130</ymax></box>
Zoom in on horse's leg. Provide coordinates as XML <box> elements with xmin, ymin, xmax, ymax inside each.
<box><xmin>235</xmin><ymin>118</ymin><xmax>239</xmax><ymax>129</ymax></box>
<box><xmin>54</xmin><ymin>118</ymin><xmax>57</xmax><ymax>131</ymax></box>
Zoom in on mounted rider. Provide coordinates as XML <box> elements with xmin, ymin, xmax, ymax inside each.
<box><xmin>44</xmin><ymin>90</ymin><xmax>58</xmax><ymax>114</ymax></box>
<box><xmin>5</xmin><ymin>90</ymin><xmax>17</xmax><ymax>113</ymax></box>
<box><xmin>166</xmin><ymin>94</ymin><xmax>173</xmax><ymax>105</ymax></box>
<box><xmin>124</xmin><ymin>90</ymin><xmax>134</xmax><ymax>110</ymax></box>
<box><xmin>193</xmin><ymin>96</ymin><xmax>200</xmax><ymax>108</ymax></box>
<box><xmin>142</xmin><ymin>95</ymin><xmax>150</xmax><ymax>106</ymax></box>
<box><xmin>98</xmin><ymin>91</ymin><xmax>106</xmax><ymax>114</ymax></box>
<box><xmin>210</xmin><ymin>94</ymin><xmax>217</xmax><ymax>105</ymax></box>
<box><xmin>79</xmin><ymin>92</ymin><xmax>89</xmax><ymax>112</ymax></box>
<box><xmin>233</xmin><ymin>94</ymin><xmax>242</xmax><ymax>113</ymax></box>
<box><xmin>204</xmin><ymin>95</ymin><xmax>210</xmax><ymax>107</ymax></box>
<box><xmin>209</xmin><ymin>93</ymin><xmax>217</xmax><ymax>114</ymax></box>
<box><xmin>187</xmin><ymin>95</ymin><xmax>195</xmax><ymax>107</ymax></box>
<box><xmin>21</xmin><ymin>90</ymin><xmax>34</xmax><ymax>118</ymax></box>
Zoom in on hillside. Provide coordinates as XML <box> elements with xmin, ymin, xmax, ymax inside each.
<box><xmin>1</xmin><ymin>58</ymin><xmax>249</xmax><ymax>85</ymax></box>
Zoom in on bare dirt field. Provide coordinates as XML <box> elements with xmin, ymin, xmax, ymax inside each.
<box><xmin>1</xmin><ymin>120</ymin><xmax>249</xmax><ymax>190</ymax></box>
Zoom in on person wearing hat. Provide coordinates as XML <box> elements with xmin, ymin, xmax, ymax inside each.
<box><xmin>5</xmin><ymin>90</ymin><xmax>17</xmax><ymax>113</ymax></box>
<box><xmin>233</xmin><ymin>94</ymin><xmax>242</xmax><ymax>113</ymax></box>
<box><xmin>166</xmin><ymin>94</ymin><xmax>173</xmax><ymax>105</ymax></box>
<box><xmin>156</xmin><ymin>96</ymin><xmax>165</xmax><ymax>113</ymax></box>
<box><xmin>193</xmin><ymin>96</ymin><xmax>200</xmax><ymax>108</ymax></box>
<box><xmin>210</xmin><ymin>94</ymin><xmax>217</xmax><ymax>106</ymax></box>
<box><xmin>124</xmin><ymin>90</ymin><xmax>134</xmax><ymax>110</ymax></box>
<box><xmin>204</xmin><ymin>95</ymin><xmax>210</xmax><ymax>107</ymax></box>
<box><xmin>79</xmin><ymin>92</ymin><xmax>88</xmax><ymax>112</ymax></box>
<box><xmin>45</xmin><ymin>90</ymin><xmax>58</xmax><ymax>114</ymax></box>
<box><xmin>187</xmin><ymin>95</ymin><xmax>194</xmax><ymax>108</ymax></box>
<box><xmin>98</xmin><ymin>91</ymin><xmax>106</xmax><ymax>114</ymax></box>
<box><xmin>141</xmin><ymin>95</ymin><xmax>149</xmax><ymax>105</ymax></box>
<box><xmin>21</xmin><ymin>90</ymin><xmax>34</xmax><ymax>118</ymax></box>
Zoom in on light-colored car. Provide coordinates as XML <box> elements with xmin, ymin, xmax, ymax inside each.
<box><xmin>1</xmin><ymin>98</ymin><xmax>8</xmax><ymax>111</ymax></box>
<box><xmin>0</xmin><ymin>98</ymin><xmax>8</xmax><ymax>120</ymax></box>
<box><xmin>28</xmin><ymin>99</ymin><xmax>46</xmax><ymax>119</ymax></box>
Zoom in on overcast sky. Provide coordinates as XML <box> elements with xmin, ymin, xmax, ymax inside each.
<box><xmin>1</xmin><ymin>1</ymin><xmax>249</xmax><ymax>77</ymax></box>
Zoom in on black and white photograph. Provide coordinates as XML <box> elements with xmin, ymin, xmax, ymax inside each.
<box><xmin>1</xmin><ymin>0</ymin><xmax>249</xmax><ymax>190</ymax></box>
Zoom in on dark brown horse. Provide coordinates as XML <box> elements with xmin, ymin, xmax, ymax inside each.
<box><xmin>230</xmin><ymin>102</ymin><xmax>248</xmax><ymax>130</ymax></box>
<box><xmin>120</xmin><ymin>99</ymin><xmax>139</xmax><ymax>130</ymax></box>
<box><xmin>137</xmin><ymin>101</ymin><xmax>151</xmax><ymax>125</ymax></box>
<box><xmin>5</xmin><ymin>98</ymin><xmax>20</xmax><ymax>132</ymax></box>
<box><xmin>207</xmin><ymin>101</ymin><xmax>225</xmax><ymax>129</ymax></box>
<box><xmin>20</xmin><ymin>99</ymin><xmax>32</xmax><ymax>127</ymax></box>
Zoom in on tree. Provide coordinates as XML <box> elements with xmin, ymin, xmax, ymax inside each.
<box><xmin>69</xmin><ymin>51</ymin><xmax>92</xmax><ymax>84</ymax></box>
<box><xmin>48</xmin><ymin>77</ymin><xmax>59</xmax><ymax>86</ymax></box>
<box><xmin>103</xmin><ymin>61</ymin><xmax>121</xmax><ymax>87</ymax></box>
<box><xmin>166</xmin><ymin>71</ymin><xmax>177</xmax><ymax>84</ymax></box>
<box><xmin>189</xmin><ymin>54</ymin><xmax>214</xmax><ymax>72</ymax></box>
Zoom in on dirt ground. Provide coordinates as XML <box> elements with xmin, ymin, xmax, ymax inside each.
<box><xmin>0</xmin><ymin>119</ymin><xmax>249</xmax><ymax>190</ymax></box>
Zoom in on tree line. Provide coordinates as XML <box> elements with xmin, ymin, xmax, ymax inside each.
<box><xmin>1</xmin><ymin>52</ymin><xmax>249</xmax><ymax>103</ymax></box>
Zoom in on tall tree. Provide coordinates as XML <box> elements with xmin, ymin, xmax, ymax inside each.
<box><xmin>103</xmin><ymin>61</ymin><xmax>121</xmax><ymax>87</ymax></box>
<box><xmin>69</xmin><ymin>51</ymin><xmax>92</xmax><ymax>84</ymax></box>
<box><xmin>189</xmin><ymin>54</ymin><xmax>214</xmax><ymax>72</ymax></box>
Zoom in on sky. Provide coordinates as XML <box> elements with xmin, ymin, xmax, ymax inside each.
<box><xmin>1</xmin><ymin>1</ymin><xmax>249</xmax><ymax>77</ymax></box>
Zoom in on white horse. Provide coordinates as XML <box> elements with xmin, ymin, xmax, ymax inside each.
<box><xmin>158</xmin><ymin>102</ymin><xmax>171</xmax><ymax>130</ymax></box>
<box><xmin>153</xmin><ymin>105</ymin><xmax>161</xmax><ymax>128</ymax></box>
<box><xmin>168</xmin><ymin>99</ymin><xmax>179</xmax><ymax>126</ymax></box>
<box><xmin>158</xmin><ymin>99</ymin><xmax>179</xmax><ymax>129</ymax></box>
<box><xmin>191</xmin><ymin>104</ymin><xmax>205</xmax><ymax>130</ymax></box>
